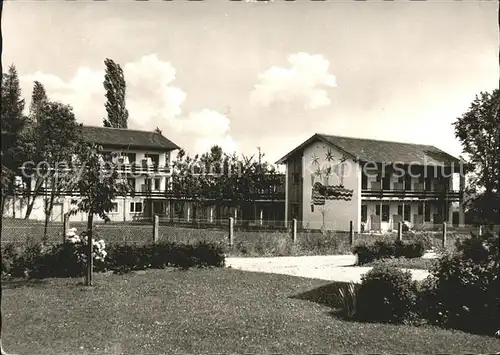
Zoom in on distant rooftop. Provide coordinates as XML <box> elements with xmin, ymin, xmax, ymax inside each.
<box><xmin>276</xmin><ymin>133</ymin><xmax>460</xmax><ymax>166</ymax></box>
<box><xmin>81</xmin><ymin>125</ymin><xmax>180</xmax><ymax>152</ymax></box>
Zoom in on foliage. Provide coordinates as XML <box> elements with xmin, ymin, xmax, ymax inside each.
<box><xmin>170</xmin><ymin>145</ymin><xmax>283</xmax><ymax>221</ymax></box>
<box><xmin>106</xmin><ymin>241</ymin><xmax>225</xmax><ymax>273</ymax></box>
<box><xmin>419</xmin><ymin>232</ymin><xmax>499</xmax><ymax>335</ymax></box>
<box><xmin>332</xmin><ymin>282</ymin><xmax>357</xmax><ymax>319</ymax></box>
<box><xmin>356</xmin><ymin>264</ymin><xmax>419</xmax><ymax>324</ymax></box>
<box><xmin>454</xmin><ymin>89</ymin><xmax>500</xmax><ymax>225</ymax></box>
<box><xmin>1</xmin><ymin>64</ymin><xmax>27</xmax><ymax>215</ymax></box>
<box><xmin>68</xmin><ymin>141</ymin><xmax>131</xmax><ymax>285</ymax></box>
<box><xmin>353</xmin><ymin>239</ymin><xmax>426</xmax><ymax>264</ymax></box>
<box><xmin>102</xmin><ymin>58</ymin><xmax>129</xmax><ymax>128</ymax></box>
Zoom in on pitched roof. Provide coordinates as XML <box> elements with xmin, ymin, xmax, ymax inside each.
<box><xmin>276</xmin><ymin>133</ymin><xmax>460</xmax><ymax>166</ymax></box>
<box><xmin>80</xmin><ymin>125</ymin><xmax>180</xmax><ymax>151</ymax></box>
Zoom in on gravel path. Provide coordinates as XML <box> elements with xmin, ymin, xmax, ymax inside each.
<box><xmin>226</xmin><ymin>254</ymin><xmax>432</xmax><ymax>283</ymax></box>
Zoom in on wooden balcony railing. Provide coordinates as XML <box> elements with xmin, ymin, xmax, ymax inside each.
<box><xmin>362</xmin><ymin>188</ymin><xmax>461</xmax><ymax>200</ymax></box>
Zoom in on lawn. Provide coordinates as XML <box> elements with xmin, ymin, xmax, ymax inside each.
<box><xmin>2</xmin><ymin>269</ymin><xmax>499</xmax><ymax>354</ymax></box>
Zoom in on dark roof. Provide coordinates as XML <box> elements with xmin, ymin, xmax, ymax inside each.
<box><xmin>80</xmin><ymin>126</ymin><xmax>180</xmax><ymax>152</ymax></box>
<box><xmin>276</xmin><ymin>133</ymin><xmax>460</xmax><ymax>166</ymax></box>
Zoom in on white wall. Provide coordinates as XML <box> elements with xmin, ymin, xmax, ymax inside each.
<box><xmin>301</xmin><ymin>140</ymin><xmax>361</xmax><ymax>232</ymax></box>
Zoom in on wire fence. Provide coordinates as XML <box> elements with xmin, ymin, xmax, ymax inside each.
<box><xmin>2</xmin><ymin>217</ymin><xmax>498</xmax><ymax>256</ymax></box>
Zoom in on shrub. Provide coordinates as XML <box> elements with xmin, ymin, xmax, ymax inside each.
<box><xmin>419</xmin><ymin>232</ymin><xmax>499</xmax><ymax>335</ymax></box>
<box><xmin>106</xmin><ymin>241</ymin><xmax>225</xmax><ymax>273</ymax></box>
<box><xmin>332</xmin><ymin>282</ymin><xmax>358</xmax><ymax>319</ymax></box>
<box><xmin>353</xmin><ymin>239</ymin><xmax>426</xmax><ymax>265</ymax></box>
<box><xmin>356</xmin><ymin>264</ymin><xmax>419</xmax><ymax>324</ymax></box>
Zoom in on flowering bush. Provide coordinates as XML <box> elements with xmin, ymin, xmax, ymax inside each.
<box><xmin>65</xmin><ymin>228</ymin><xmax>108</xmax><ymax>272</ymax></box>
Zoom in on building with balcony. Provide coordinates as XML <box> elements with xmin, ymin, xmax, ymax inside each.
<box><xmin>6</xmin><ymin>126</ymin><xmax>285</xmax><ymax>226</ymax></box>
<box><xmin>5</xmin><ymin>126</ymin><xmax>180</xmax><ymax>223</ymax></box>
<box><xmin>276</xmin><ymin>133</ymin><xmax>465</xmax><ymax>232</ymax></box>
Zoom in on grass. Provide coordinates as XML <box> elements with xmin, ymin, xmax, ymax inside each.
<box><xmin>359</xmin><ymin>257</ymin><xmax>438</xmax><ymax>270</ymax></box>
<box><xmin>2</xmin><ymin>269</ymin><xmax>500</xmax><ymax>354</ymax></box>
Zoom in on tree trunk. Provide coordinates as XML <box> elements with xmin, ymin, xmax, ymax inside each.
<box><xmin>24</xmin><ymin>177</ymin><xmax>44</xmax><ymax>219</ymax></box>
<box><xmin>85</xmin><ymin>212</ymin><xmax>94</xmax><ymax>286</ymax></box>
<box><xmin>43</xmin><ymin>192</ymin><xmax>55</xmax><ymax>243</ymax></box>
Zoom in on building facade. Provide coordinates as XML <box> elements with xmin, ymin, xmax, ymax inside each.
<box><xmin>276</xmin><ymin>133</ymin><xmax>465</xmax><ymax>232</ymax></box>
<box><xmin>5</xmin><ymin>126</ymin><xmax>285</xmax><ymax>226</ymax></box>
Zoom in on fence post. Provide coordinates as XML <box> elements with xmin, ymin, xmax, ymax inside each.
<box><xmin>228</xmin><ymin>217</ymin><xmax>234</xmax><ymax>247</ymax></box>
<box><xmin>442</xmin><ymin>222</ymin><xmax>447</xmax><ymax>248</ymax></box>
<box><xmin>397</xmin><ymin>221</ymin><xmax>403</xmax><ymax>241</ymax></box>
<box><xmin>153</xmin><ymin>214</ymin><xmax>159</xmax><ymax>244</ymax></box>
<box><xmin>349</xmin><ymin>220</ymin><xmax>354</xmax><ymax>245</ymax></box>
<box><xmin>292</xmin><ymin>218</ymin><xmax>297</xmax><ymax>243</ymax></box>
<box><xmin>63</xmin><ymin>213</ymin><xmax>70</xmax><ymax>243</ymax></box>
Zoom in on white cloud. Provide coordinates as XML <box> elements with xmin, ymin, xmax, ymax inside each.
<box><xmin>250</xmin><ymin>52</ymin><xmax>337</xmax><ymax>109</ymax></box>
<box><xmin>176</xmin><ymin>109</ymin><xmax>237</xmax><ymax>154</ymax></box>
<box><xmin>20</xmin><ymin>54</ymin><xmax>235</xmax><ymax>154</ymax></box>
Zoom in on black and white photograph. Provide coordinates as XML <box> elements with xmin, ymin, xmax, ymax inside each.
<box><xmin>1</xmin><ymin>0</ymin><xmax>499</xmax><ymax>353</ymax></box>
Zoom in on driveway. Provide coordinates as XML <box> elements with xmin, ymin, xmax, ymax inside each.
<box><xmin>226</xmin><ymin>254</ymin><xmax>431</xmax><ymax>283</ymax></box>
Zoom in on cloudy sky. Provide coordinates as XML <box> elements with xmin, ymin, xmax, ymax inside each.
<box><xmin>3</xmin><ymin>0</ymin><xmax>498</xmax><ymax>164</ymax></box>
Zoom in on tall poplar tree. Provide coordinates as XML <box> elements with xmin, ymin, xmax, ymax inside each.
<box><xmin>102</xmin><ymin>59</ymin><xmax>129</xmax><ymax>128</ymax></box>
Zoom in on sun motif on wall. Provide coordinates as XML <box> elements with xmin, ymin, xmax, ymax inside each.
<box><xmin>311</xmin><ymin>153</ymin><xmax>320</xmax><ymax>166</ymax></box>
<box><xmin>325</xmin><ymin>149</ymin><xmax>335</xmax><ymax>162</ymax></box>
<box><xmin>314</xmin><ymin>166</ymin><xmax>323</xmax><ymax>178</ymax></box>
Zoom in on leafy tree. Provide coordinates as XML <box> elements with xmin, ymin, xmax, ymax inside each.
<box><xmin>36</xmin><ymin>102</ymin><xmax>84</xmax><ymax>240</ymax></box>
<box><xmin>170</xmin><ymin>145</ymin><xmax>282</xmax><ymax>224</ymax></box>
<box><xmin>68</xmin><ymin>142</ymin><xmax>130</xmax><ymax>286</ymax></box>
<box><xmin>102</xmin><ymin>59</ymin><xmax>128</xmax><ymax>129</ymax></box>
<box><xmin>1</xmin><ymin>64</ymin><xmax>27</xmax><ymax>217</ymax></box>
<box><xmin>454</xmin><ymin>89</ymin><xmax>500</xmax><ymax>225</ymax></box>
<box><xmin>28</xmin><ymin>81</ymin><xmax>48</xmax><ymax>122</ymax></box>
<box><xmin>20</xmin><ymin>81</ymin><xmax>49</xmax><ymax>219</ymax></box>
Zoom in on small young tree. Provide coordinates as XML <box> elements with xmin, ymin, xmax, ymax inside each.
<box><xmin>68</xmin><ymin>142</ymin><xmax>130</xmax><ymax>286</ymax></box>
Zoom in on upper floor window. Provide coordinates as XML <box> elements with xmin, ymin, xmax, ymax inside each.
<box><xmin>361</xmin><ymin>172</ymin><xmax>368</xmax><ymax>189</ymax></box>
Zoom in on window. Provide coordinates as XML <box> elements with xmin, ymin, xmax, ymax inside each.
<box><xmin>404</xmin><ymin>205</ymin><xmax>411</xmax><ymax>221</ymax></box>
<box><xmin>126</xmin><ymin>153</ymin><xmax>136</xmax><ymax>165</ymax></box>
<box><xmin>130</xmin><ymin>202</ymin><xmax>143</xmax><ymax>213</ymax></box>
<box><xmin>311</xmin><ymin>204</ymin><xmax>314</xmax><ymax>213</ymax></box>
<box><xmin>381</xmin><ymin>205</ymin><xmax>390</xmax><ymax>222</ymax></box>
<box><xmin>424</xmin><ymin>201</ymin><xmax>431</xmax><ymax>221</ymax></box>
<box><xmin>361</xmin><ymin>173</ymin><xmax>368</xmax><ymax>189</ymax></box>
<box><xmin>376</xmin><ymin>205</ymin><xmax>381</xmax><ymax>216</ymax></box>
<box><xmin>404</xmin><ymin>175</ymin><xmax>412</xmax><ymax>190</ymax></box>
<box><xmin>154</xmin><ymin>178</ymin><xmax>161</xmax><ymax>191</ymax></box>
<box><xmin>361</xmin><ymin>205</ymin><xmax>367</xmax><ymax>222</ymax></box>
<box><xmin>382</xmin><ymin>175</ymin><xmax>391</xmax><ymax>190</ymax></box>
<box><xmin>418</xmin><ymin>203</ymin><xmax>423</xmax><ymax>215</ymax></box>
<box><xmin>145</xmin><ymin>153</ymin><xmax>159</xmax><ymax>166</ymax></box>
<box><xmin>425</xmin><ymin>177</ymin><xmax>432</xmax><ymax>191</ymax></box>
<box><xmin>397</xmin><ymin>205</ymin><xmax>403</xmax><ymax>216</ymax></box>
<box><xmin>110</xmin><ymin>202</ymin><xmax>118</xmax><ymax>213</ymax></box>
<box><xmin>127</xmin><ymin>178</ymin><xmax>135</xmax><ymax>192</ymax></box>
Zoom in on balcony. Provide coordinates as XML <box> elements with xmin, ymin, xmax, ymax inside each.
<box><xmin>361</xmin><ymin>187</ymin><xmax>461</xmax><ymax>200</ymax></box>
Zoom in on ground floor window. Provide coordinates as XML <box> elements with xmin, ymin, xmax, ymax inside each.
<box><xmin>130</xmin><ymin>202</ymin><xmax>143</xmax><ymax>213</ymax></box>
<box><xmin>361</xmin><ymin>205</ymin><xmax>367</xmax><ymax>222</ymax></box>
<box><xmin>110</xmin><ymin>202</ymin><xmax>119</xmax><ymax>213</ymax></box>
<box><xmin>381</xmin><ymin>204</ymin><xmax>390</xmax><ymax>222</ymax></box>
